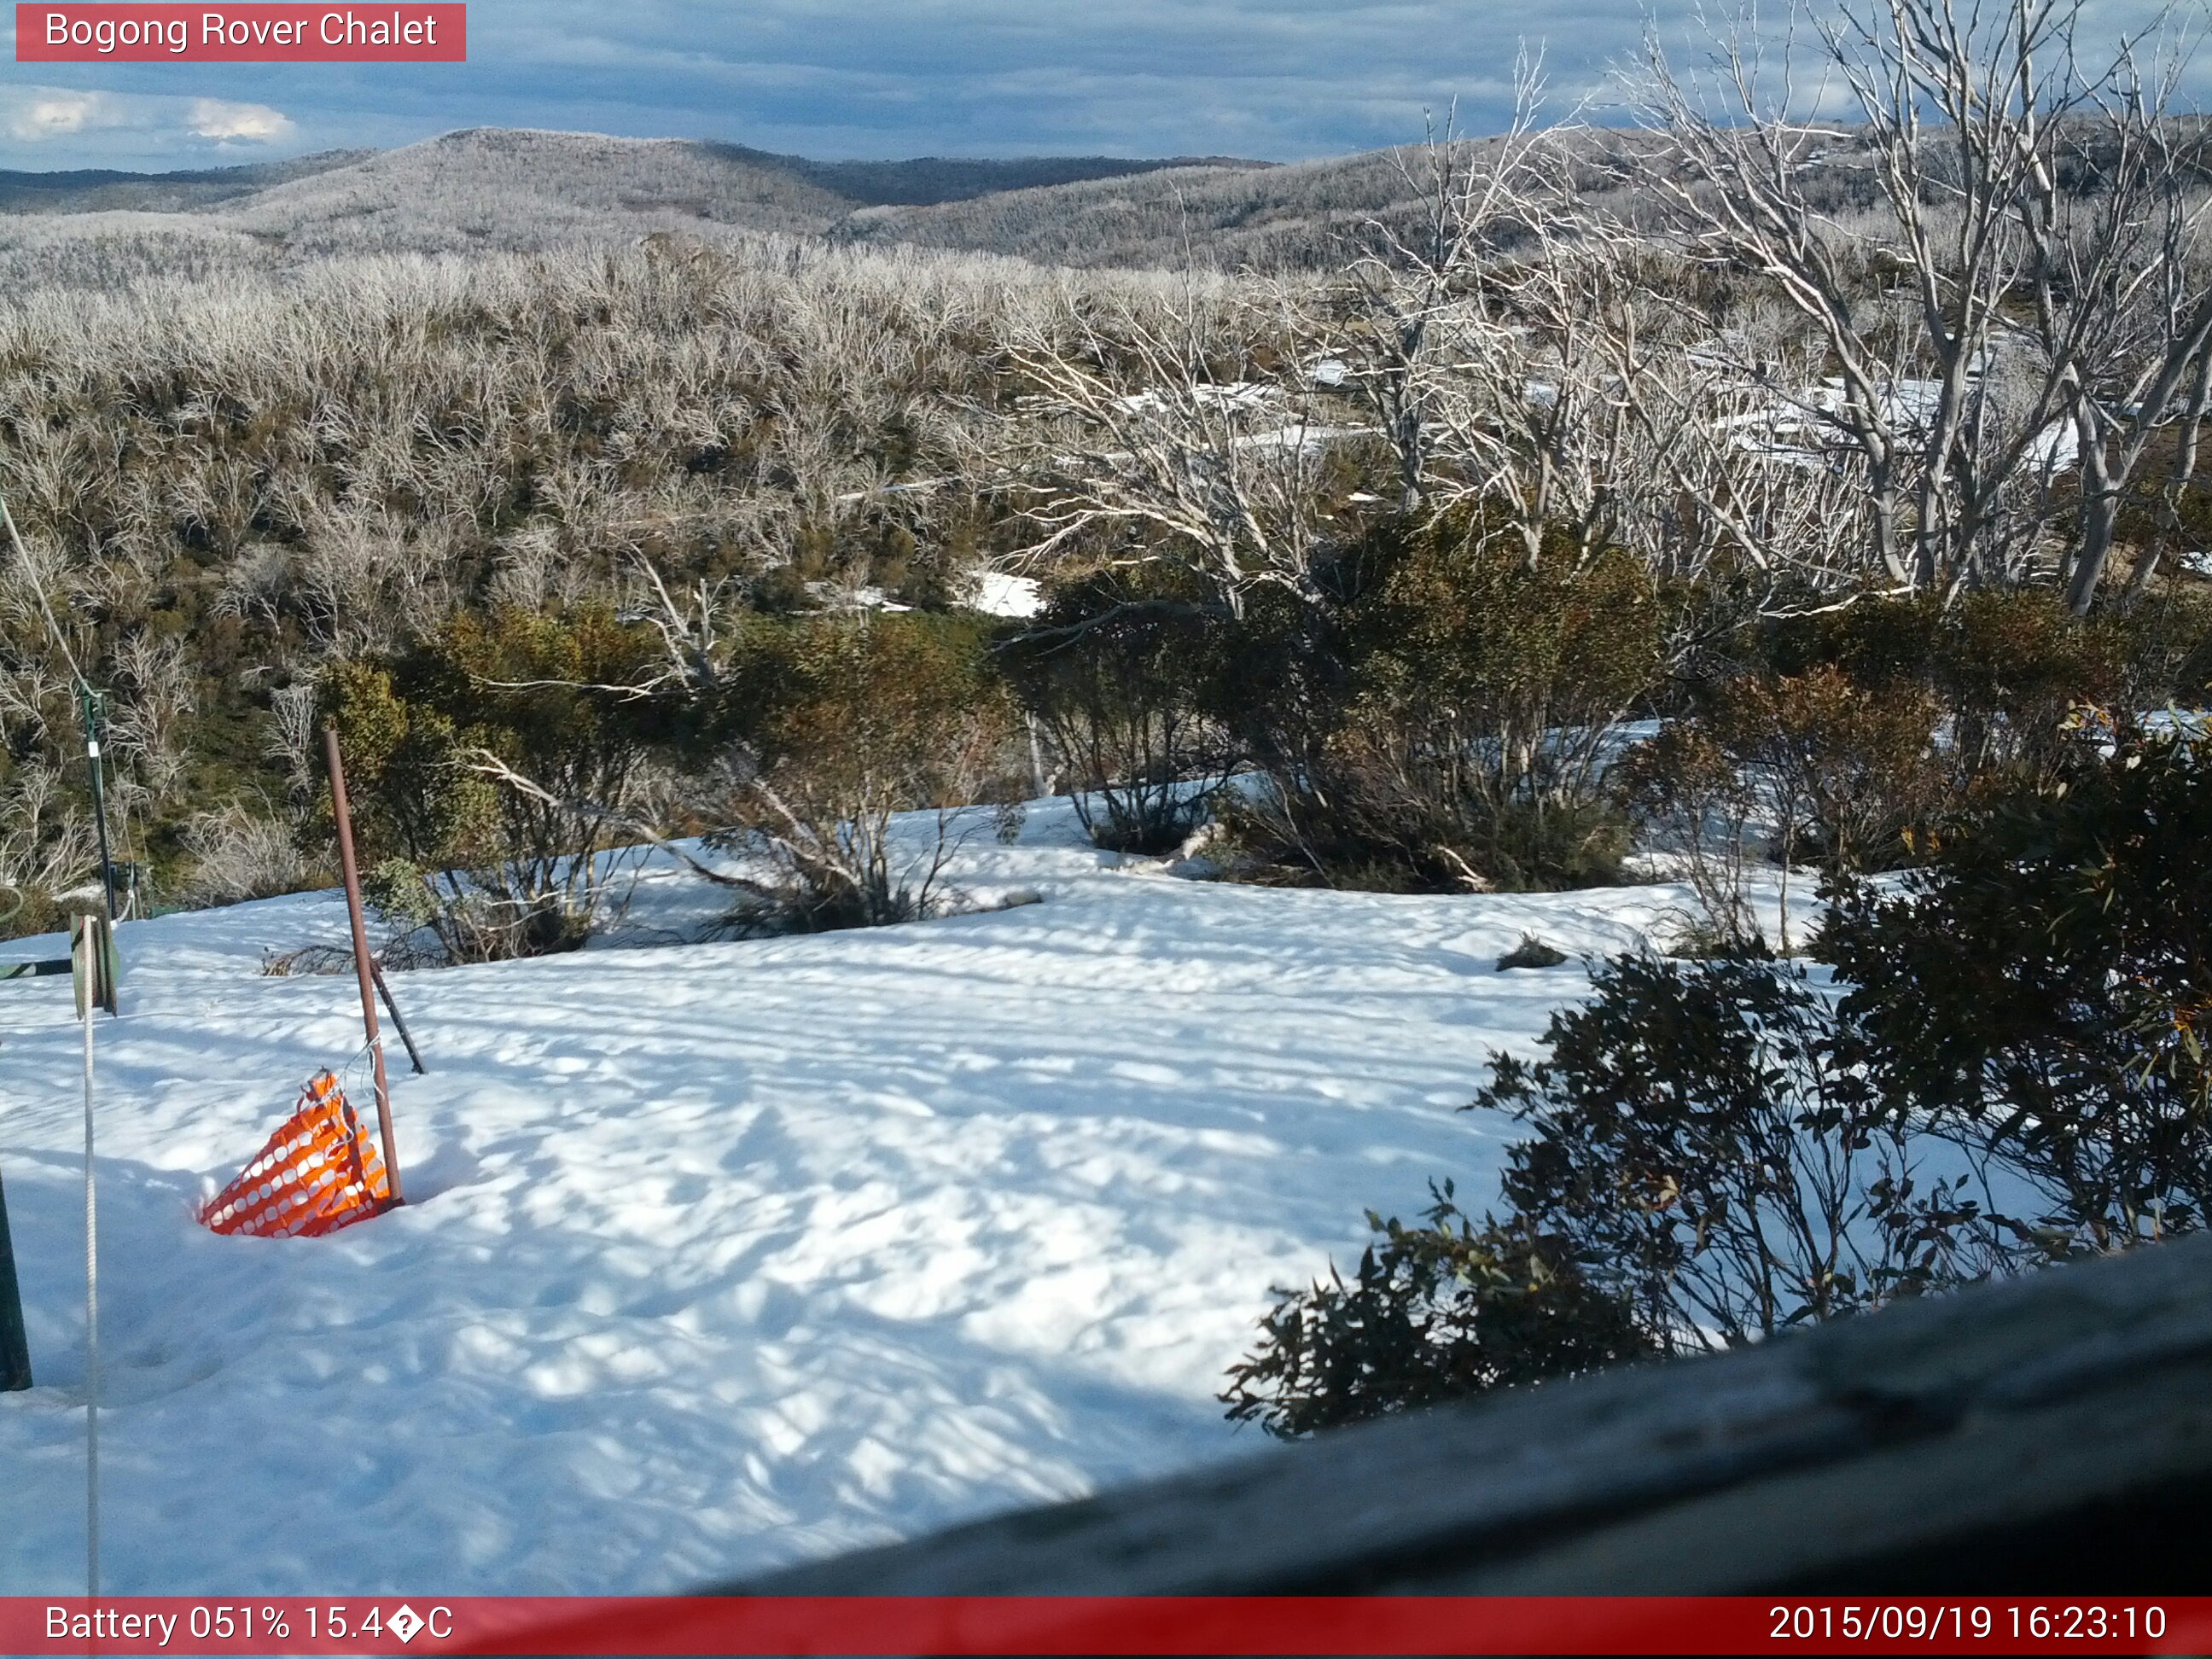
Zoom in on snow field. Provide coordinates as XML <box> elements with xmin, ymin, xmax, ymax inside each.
<box><xmin>0</xmin><ymin>799</ymin><xmax>1783</xmax><ymax>1592</ymax></box>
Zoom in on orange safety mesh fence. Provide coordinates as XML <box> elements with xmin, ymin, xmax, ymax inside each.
<box><xmin>200</xmin><ymin>1071</ymin><xmax>391</xmax><ymax>1238</ymax></box>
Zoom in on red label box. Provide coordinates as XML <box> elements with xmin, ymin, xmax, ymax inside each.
<box><xmin>3</xmin><ymin>1597</ymin><xmax>2211</xmax><ymax>1656</ymax></box>
<box><xmin>16</xmin><ymin>4</ymin><xmax>466</xmax><ymax>61</ymax></box>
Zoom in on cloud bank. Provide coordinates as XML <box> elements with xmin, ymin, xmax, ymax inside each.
<box><xmin>0</xmin><ymin>0</ymin><xmax>2197</xmax><ymax>172</ymax></box>
<box><xmin>0</xmin><ymin>83</ymin><xmax>294</xmax><ymax>153</ymax></box>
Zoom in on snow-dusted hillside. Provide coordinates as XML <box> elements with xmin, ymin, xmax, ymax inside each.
<box><xmin>0</xmin><ymin>800</ymin><xmax>1781</xmax><ymax>1592</ymax></box>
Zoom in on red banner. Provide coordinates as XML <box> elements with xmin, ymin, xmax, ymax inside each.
<box><xmin>15</xmin><ymin>4</ymin><xmax>465</xmax><ymax>61</ymax></box>
<box><xmin>2</xmin><ymin>1597</ymin><xmax>2208</xmax><ymax>1656</ymax></box>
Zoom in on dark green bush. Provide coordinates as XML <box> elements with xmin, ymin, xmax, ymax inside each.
<box><xmin>708</xmin><ymin>612</ymin><xmax>1021</xmax><ymax>932</ymax></box>
<box><xmin>2115</xmin><ymin>588</ymin><xmax>2212</xmax><ymax>714</ymax></box>
<box><xmin>1753</xmin><ymin>585</ymin><xmax>2206</xmax><ymax>800</ymax></box>
<box><xmin>0</xmin><ymin>882</ymin><xmax>76</xmax><ymax>942</ymax></box>
<box><xmin>1220</xmin><ymin>512</ymin><xmax>1659</xmax><ymax>892</ymax></box>
<box><xmin>1221</xmin><ymin>1195</ymin><xmax>1650</xmax><ymax>1438</ymax></box>
<box><xmin>1825</xmin><ymin>728</ymin><xmax>2212</xmax><ymax>1249</ymax></box>
<box><xmin>999</xmin><ymin>570</ymin><xmax>1237</xmax><ymax>854</ymax></box>
<box><xmin>1230</xmin><ymin>726</ymin><xmax>2212</xmax><ymax>1441</ymax></box>
<box><xmin>1936</xmin><ymin>590</ymin><xmax>2124</xmax><ymax>788</ymax></box>
<box><xmin>322</xmin><ymin>603</ymin><xmax>666</xmax><ymax>962</ymax></box>
<box><xmin>1625</xmin><ymin>586</ymin><xmax>2200</xmax><ymax>940</ymax></box>
<box><xmin>1483</xmin><ymin>952</ymin><xmax>2002</xmax><ymax>1347</ymax></box>
<box><xmin>1226</xmin><ymin>947</ymin><xmax>2028</xmax><ymax>1437</ymax></box>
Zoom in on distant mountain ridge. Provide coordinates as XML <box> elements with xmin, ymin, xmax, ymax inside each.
<box><xmin>829</xmin><ymin>147</ymin><xmax>1446</xmax><ymax>269</ymax></box>
<box><xmin>0</xmin><ymin>125</ymin><xmax>1448</xmax><ymax>280</ymax></box>
<box><xmin>0</xmin><ymin>148</ymin><xmax>370</xmax><ymax>213</ymax></box>
<box><xmin>0</xmin><ymin>135</ymin><xmax>1273</xmax><ymax>220</ymax></box>
<box><xmin>699</xmin><ymin>143</ymin><xmax>1274</xmax><ymax>207</ymax></box>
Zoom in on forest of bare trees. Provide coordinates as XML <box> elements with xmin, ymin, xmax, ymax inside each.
<box><xmin>3</xmin><ymin>0</ymin><xmax>2212</xmax><ymax>944</ymax></box>
<box><xmin>0</xmin><ymin>236</ymin><xmax>1128</xmax><ymax>920</ymax></box>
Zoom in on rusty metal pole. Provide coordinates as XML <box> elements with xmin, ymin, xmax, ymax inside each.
<box><xmin>323</xmin><ymin>724</ymin><xmax>403</xmax><ymax>1205</ymax></box>
<box><xmin>369</xmin><ymin>958</ymin><xmax>428</xmax><ymax>1076</ymax></box>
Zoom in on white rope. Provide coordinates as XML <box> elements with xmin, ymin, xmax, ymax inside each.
<box><xmin>2</xmin><ymin>487</ymin><xmax>131</xmax><ymax>896</ymax></box>
<box><xmin>1</xmin><ymin>492</ymin><xmax>88</xmax><ymax>691</ymax></box>
<box><xmin>0</xmin><ymin>491</ymin><xmax>135</xmax><ymax>898</ymax></box>
<box><xmin>9</xmin><ymin>459</ymin><xmax>108</xmax><ymax>1597</ymax></box>
<box><xmin>79</xmin><ymin>930</ymin><xmax>100</xmax><ymax>1598</ymax></box>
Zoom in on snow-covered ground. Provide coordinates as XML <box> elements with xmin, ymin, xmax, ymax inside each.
<box><xmin>0</xmin><ymin>800</ymin><xmax>1795</xmax><ymax>1593</ymax></box>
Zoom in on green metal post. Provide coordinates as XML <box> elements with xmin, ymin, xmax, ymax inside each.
<box><xmin>0</xmin><ymin>1161</ymin><xmax>30</xmax><ymax>1391</ymax></box>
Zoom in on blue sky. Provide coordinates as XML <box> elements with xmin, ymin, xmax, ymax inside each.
<box><xmin>0</xmin><ymin>0</ymin><xmax>2189</xmax><ymax>172</ymax></box>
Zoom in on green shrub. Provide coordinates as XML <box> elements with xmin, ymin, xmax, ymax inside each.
<box><xmin>1221</xmin><ymin>1196</ymin><xmax>1650</xmax><ymax>1438</ymax></box>
<box><xmin>2115</xmin><ymin>588</ymin><xmax>2212</xmax><ymax>713</ymax></box>
<box><xmin>999</xmin><ymin>570</ymin><xmax>1237</xmax><ymax>854</ymax></box>
<box><xmin>1226</xmin><ymin>949</ymin><xmax>2023</xmax><ymax>1436</ymax></box>
<box><xmin>1825</xmin><ymin>728</ymin><xmax>2212</xmax><ymax>1249</ymax></box>
<box><xmin>1754</xmin><ymin>586</ymin><xmax>2186</xmax><ymax>800</ymax></box>
<box><xmin>1629</xmin><ymin>595</ymin><xmax>2129</xmax><ymax>940</ymax></box>
<box><xmin>1235</xmin><ymin>734</ymin><xmax>2212</xmax><ymax>1438</ymax></box>
<box><xmin>321</xmin><ymin>604</ymin><xmax>666</xmax><ymax>962</ymax></box>
<box><xmin>1484</xmin><ymin>952</ymin><xmax>2001</xmax><ymax>1348</ymax></box>
<box><xmin>1221</xmin><ymin>512</ymin><xmax>1659</xmax><ymax>892</ymax></box>
<box><xmin>708</xmin><ymin>612</ymin><xmax>1020</xmax><ymax>932</ymax></box>
<box><xmin>1758</xmin><ymin>590</ymin><xmax>1947</xmax><ymax>692</ymax></box>
<box><xmin>0</xmin><ymin>883</ymin><xmax>73</xmax><ymax>942</ymax></box>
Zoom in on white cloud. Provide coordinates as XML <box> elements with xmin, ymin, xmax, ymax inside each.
<box><xmin>0</xmin><ymin>1</ymin><xmax>2197</xmax><ymax>169</ymax></box>
<box><xmin>8</xmin><ymin>90</ymin><xmax>105</xmax><ymax>143</ymax></box>
<box><xmin>189</xmin><ymin>98</ymin><xmax>296</xmax><ymax>142</ymax></box>
<box><xmin>0</xmin><ymin>84</ymin><xmax>297</xmax><ymax>159</ymax></box>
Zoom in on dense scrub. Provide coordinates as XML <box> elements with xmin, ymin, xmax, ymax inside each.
<box><xmin>1220</xmin><ymin>514</ymin><xmax>1660</xmax><ymax>891</ymax></box>
<box><xmin>707</xmin><ymin>611</ymin><xmax>1023</xmax><ymax>933</ymax></box>
<box><xmin>3</xmin><ymin>0</ymin><xmax>2209</xmax><ymax>994</ymax></box>
<box><xmin>991</xmin><ymin>509</ymin><xmax>1664</xmax><ymax>890</ymax></box>
<box><xmin>997</xmin><ymin>568</ymin><xmax>1237</xmax><ymax>854</ymax></box>
<box><xmin>319</xmin><ymin>606</ymin><xmax>667</xmax><ymax>962</ymax></box>
<box><xmin>0</xmin><ymin>238</ymin><xmax>1243</xmax><ymax>929</ymax></box>
<box><xmin>1226</xmin><ymin>727</ymin><xmax>2212</xmax><ymax>1437</ymax></box>
<box><xmin>1827</xmin><ymin>731</ymin><xmax>2212</xmax><ymax>1248</ymax></box>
